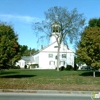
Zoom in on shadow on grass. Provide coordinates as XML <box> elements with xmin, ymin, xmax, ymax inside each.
<box><xmin>0</xmin><ymin>75</ymin><xmax>36</xmax><ymax>78</ymax></box>
<box><xmin>0</xmin><ymin>69</ymin><xmax>37</xmax><ymax>78</ymax></box>
<box><xmin>80</xmin><ymin>71</ymin><xmax>100</xmax><ymax>77</ymax></box>
<box><xmin>1</xmin><ymin>71</ymin><xmax>19</xmax><ymax>75</ymax></box>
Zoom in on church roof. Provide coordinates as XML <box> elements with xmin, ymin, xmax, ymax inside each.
<box><xmin>22</xmin><ymin>56</ymin><xmax>34</xmax><ymax>63</ymax></box>
<box><xmin>33</xmin><ymin>42</ymin><xmax>56</xmax><ymax>55</ymax></box>
<box><xmin>33</xmin><ymin>41</ymin><xmax>74</xmax><ymax>56</ymax></box>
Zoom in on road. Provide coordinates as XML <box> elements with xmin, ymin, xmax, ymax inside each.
<box><xmin>0</xmin><ymin>93</ymin><xmax>95</xmax><ymax>100</ymax></box>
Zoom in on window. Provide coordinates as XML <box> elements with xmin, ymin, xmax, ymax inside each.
<box><xmin>54</xmin><ymin>46</ymin><xmax>58</xmax><ymax>48</ymax></box>
<box><xmin>55</xmin><ymin>56</ymin><xmax>57</xmax><ymax>59</ymax></box>
<box><xmin>49</xmin><ymin>61</ymin><xmax>55</xmax><ymax>65</ymax></box>
<box><xmin>60</xmin><ymin>61</ymin><xmax>65</xmax><ymax>66</ymax></box>
<box><xmin>49</xmin><ymin>54</ymin><xmax>53</xmax><ymax>58</ymax></box>
<box><xmin>62</xmin><ymin>54</ymin><xmax>66</xmax><ymax>58</ymax></box>
<box><xmin>52</xmin><ymin>27</ymin><xmax>55</xmax><ymax>32</ymax></box>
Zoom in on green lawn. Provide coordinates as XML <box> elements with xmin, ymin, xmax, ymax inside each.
<box><xmin>0</xmin><ymin>69</ymin><xmax>100</xmax><ymax>91</ymax></box>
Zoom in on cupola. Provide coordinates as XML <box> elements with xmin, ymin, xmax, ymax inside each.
<box><xmin>50</xmin><ymin>21</ymin><xmax>61</xmax><ymax>44</ymax></box>
<box><xmin>52</xmin><ymin>21</ymin><xmax>61</xmax><ymax>33</ymax></box>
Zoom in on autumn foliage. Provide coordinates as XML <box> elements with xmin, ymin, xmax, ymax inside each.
<box><xmin>76</xmin><ymin>18</ymin><xmax>100</xmax><ymax>70</ymax></box>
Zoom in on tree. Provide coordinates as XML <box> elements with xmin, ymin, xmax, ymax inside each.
<box><xmin>88</xmin><ymin>18</ymin><xmax>100</xmax><ymax>27</ymax></box>
<box><xmin>20</xmin><ymin>45</ymin><xmax>38</xmax><ymax>56</ymax></box>
<box><xmin>20</xmin><ymin>45</ymin><xmax>28</xmax><ymax>56</ymax></box>
<box><xmin>76</xmin><ymin>25</ymin><xmax>100</xmax><ymax>77</ymax></box>
<box><xmin>0</xmin><ymin>22</ymin><xmax>21</xmax><ymax>69</ymax></box>
<box><xmin>33</xmin><ymin>6</ymin><xmax>85</xmax><ymax>71</ymax></box>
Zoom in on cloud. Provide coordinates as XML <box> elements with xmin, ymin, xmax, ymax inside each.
<box><xmin>0</xmin><ymin>14</ymin><xmax>41</xmax><ymax>23</ymax></box>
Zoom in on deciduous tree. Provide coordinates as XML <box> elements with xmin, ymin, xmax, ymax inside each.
<box><xmin>0</xmin><ymin>22</ymin><xmax>21</xmax><ymax>69</ymax></box>
<box><xmin>33</xmin><ymin>6</ymin><xmax>85</xmax><ymax>71</ymax></box>
<box><xmin>76</xmin><ymin>18</ymin><xmax>100</xmax><ymax>77</ymax></box>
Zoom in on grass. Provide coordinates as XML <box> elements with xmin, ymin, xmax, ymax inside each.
<box><xmin>0</xmin><ymin>69</ymin><xmax>100</xmax><ymax>91</ymax></box>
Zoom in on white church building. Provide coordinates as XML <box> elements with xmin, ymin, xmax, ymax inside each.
<box><xmin>16</xmin><ymin>21</ymin><xmax>74</xmax><ymax>69</ymax></box>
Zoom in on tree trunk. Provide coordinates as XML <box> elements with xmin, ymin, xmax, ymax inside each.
<box><xmin>57</xmin><ymin>44</ymin><xmax>60</xmax><ymax>71</ymax></box>
<box><xmin>93</xmin><ymin>70</ymin><xmax>95</xmax><ymax>77</ymax></box>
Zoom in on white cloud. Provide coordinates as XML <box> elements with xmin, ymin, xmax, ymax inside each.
<box><xmin>0</xmin><ymin>14</ymin><xmax>41</xmax><ymax>23</ymax></box>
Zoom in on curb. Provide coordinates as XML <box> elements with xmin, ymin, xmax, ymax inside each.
<box><xmin>0</xmin><ymin>89</ymin><xmax>95</xmax><ymax>95</ymax></box>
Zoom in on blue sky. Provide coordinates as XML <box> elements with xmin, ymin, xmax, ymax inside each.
<box><xmin>0</xmin><ymin>0</ymin><xmax>100</xmax><ymax>51</ymax></box>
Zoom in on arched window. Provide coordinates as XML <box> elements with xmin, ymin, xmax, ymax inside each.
<box><xmin>52</xmin><ymin>27</ymin><xmax>55</xmax><ymax>32</ymax></box>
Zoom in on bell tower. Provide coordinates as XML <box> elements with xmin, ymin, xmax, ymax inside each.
<box><xmin>50</xmin><ymin>21</ymin><xmax>61</xmax><ymax>44</ymax></box>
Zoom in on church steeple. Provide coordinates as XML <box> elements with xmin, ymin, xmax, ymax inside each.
<box><xmin>50</xmin><ymin>21</ymin><xmax>61</xmax><ymax>44</ymax></box>
<box><xmin>52</xmin><ymin>21</ymin><xmax>61</xmax><ymax>33</ymax></box>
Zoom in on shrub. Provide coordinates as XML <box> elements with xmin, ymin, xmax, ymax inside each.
<box><xmin>12</xmin><ymin>65</ymin><xmax>20</xmax><ymax>69</ymax></box>
<box><xmin>59</xmin><ymin>66</ymin><xmax>65</xmax><ymax>71</ymax></box>
<box><xmin>74</xmin><ymin>64</ymin><xmax>78</xmax><ymax>71</ymax></box>
<box><xmin>66</xmin><ymin>65</ymin><xmax>73</xmax><ymax>71</ymax></box>
<box><xmin>24</xmin><ymin>65</ymin><xmax>27</xmax><ymax>69</ymax></box>
<box><xmin>55</xmin><ymin>66</ymin><xmax>65</xmax><ymax>71</ymax></box>
<box><xmin>30</xmin><ymin>64</ymin><xmax>39</xmax><ymax>68</ymax></box>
